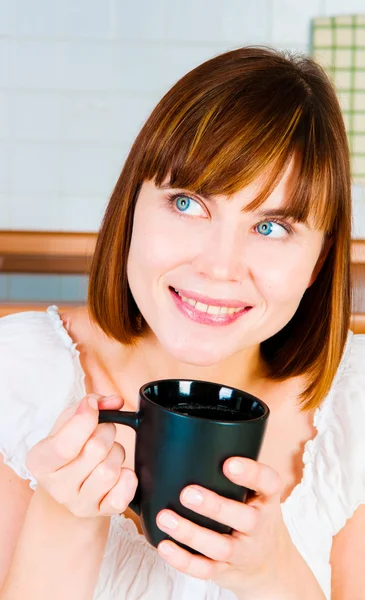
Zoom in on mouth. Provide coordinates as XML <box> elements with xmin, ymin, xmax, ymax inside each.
<box><xmin>169</xmin><ymin>287</ymin><xmax>253</xmax><ymax>326</ymax></box>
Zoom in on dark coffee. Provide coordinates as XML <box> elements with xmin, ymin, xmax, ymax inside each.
<box><xmin>169</xmin><ymin>402</ymin><xmax>253</xmax><ymax>421</ymax></box>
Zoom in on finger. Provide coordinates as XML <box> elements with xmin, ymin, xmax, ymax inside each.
<box><xmin>27</xmin><ymin>394</ymin><xmax>100</xmax><ymax>476</ymax></box>
<box><xmin>158</xmin><ymin>539</ymin><xmax>216</xmax><ymax>580</ymax></box>
<box><xmin>99</xmin><ymin>468</ymin><xmax>138</xmax><ymax>515</ymax></box>
<box><xmin>46</xmin><ymin>423</ymin><xmax>117</xmax><ymax>502</ymax></box>
<box><xmin>180</xmin><ymin>485</ymin><xmax>258</xmax><ymax>534</ymax></box>
<box><xmin>96</xmin><ymin>395</ymin><xmax>125</xmax><ymax>411</ymax></box>
<box><xmin>156</xmin><ymin>509</ymin><xmax>234</xmax><ymax>562</ymax></box>
<box><xmin>75</xmin><ymin>442</ymin><xmax>126</xmax><ymax>515</ymax></box>
<box><xmin>49</xmin><ymin>393</ymin><xmax>104</xmax><ymax>436</ymax></box>
<box><xmin>223</xmin><ymin>457</ymin><xmax>282</xmax><ymax>503</ymax></box>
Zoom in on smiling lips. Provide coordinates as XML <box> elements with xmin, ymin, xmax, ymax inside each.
<box><xmin>170</xmin><ymin>287</ymin><xmax>253</xmax><ymax>326</ymax></box>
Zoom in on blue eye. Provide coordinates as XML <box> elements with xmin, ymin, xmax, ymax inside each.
<box><xmin>256</xmin><ymin>220</ymin><xmax>287</xmax><ymax>238</ymax></box>
<box><xmin>176</xmin><ymin>196</ymin><xmax>190</xmax><ymax>212</ymax></box>
<box><xmin>173</xmin><ymin>195</ymin><xmax>203</xmax><ymax>216</ymax></box>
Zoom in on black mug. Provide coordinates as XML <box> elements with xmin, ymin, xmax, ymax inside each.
<box><xmin>98</xmin><ymin>379</ymin><xmax>269</xmax><ymax>550</ymax></box>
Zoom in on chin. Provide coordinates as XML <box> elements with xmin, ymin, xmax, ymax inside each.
<box><xmin>161</xmin><ymin>336</ymin><xmax>229</xmax><ymax>368</ymax></box>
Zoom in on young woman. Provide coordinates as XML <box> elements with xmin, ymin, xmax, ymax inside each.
<box><xmin>0</xmin><ymin>46</ymin><xmax>364</xmax><ymax>600</ymax></box>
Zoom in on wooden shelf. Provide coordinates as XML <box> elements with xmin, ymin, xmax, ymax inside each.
<box><xmin>0</xmin><ymin>303</ymin><xmax>80</xmax><ymax>319</ymax></box>
<box><xmin>0</xmin><ymin>231</ymin><xmax>96</xmax><ymax>274</ymax></box>
<box><xmin>352</xmin><ymin>239</ymin><xmax>365</xmax><ymax>264</ymax></box>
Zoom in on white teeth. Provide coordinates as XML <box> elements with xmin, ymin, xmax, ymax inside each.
<box><xmin>174</xmin><ymin>289</ymin><xmax>247</xmax><ymax>315</ymax></box>
<box><xmin>195</xmin><ymin>301</ymin><xmax>208</xmax><ymax>313</ymax></box>
<box><xmin>207</xmin><ymin>305</ymin><xmax>221</xmax><ymax>315</ymax></box>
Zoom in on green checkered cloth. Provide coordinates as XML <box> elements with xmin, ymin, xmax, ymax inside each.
<box><xmin>311</xmin><ymin>14</ymin><xmax>365</xmax><ymax>183</ymax></box>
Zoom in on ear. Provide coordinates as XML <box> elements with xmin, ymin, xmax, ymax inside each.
<box><xmin>307</xmin><ymin>235</ymin><xmax>333</xmax><ymax>288</ymax></box>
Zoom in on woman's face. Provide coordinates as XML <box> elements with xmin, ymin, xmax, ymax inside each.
<box><xmin>127</xmin><ymin>156</ymin><xmax>327</xmax><ymax>366</ymax></box>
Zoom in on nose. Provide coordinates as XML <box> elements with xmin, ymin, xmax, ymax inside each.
<box><xmin>193</xmin><ymin>222</ymin><xmax>248</xmax><ymax>283</ymax></box>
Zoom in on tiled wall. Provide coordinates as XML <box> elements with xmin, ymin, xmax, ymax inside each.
<box><xmin>0</xmin><ymin>0</ymin><xmax>364</xmax><ymax>303</ymax></box>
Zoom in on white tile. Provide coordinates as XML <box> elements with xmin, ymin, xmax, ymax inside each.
<box><xmin>9</xmin><ymin>193</ymin><xmax>61</xmax><ymax>230</ymax></box>
<box><xmin>8</xmin><ymin>92</ymin><xmax>62</xmax><ymax>142</ymax></box>
<box><xmin>352</xmin><ymin>184</ymin><xmax>365</xmax><ymax>238</ymax></box>
<box><xmin>272</xmin><ymin>0</ymin><xmax>322</xmax><ymax>45</ymax></box>
<box><xmin>59</xmin><ymin>143</ymin><xmax>124</xmax><ymax>196</ymax></box>
<box><xmin>323</xmin><ymin>0</ymin><xmax>365</xmax><ymax>15</ymax></box>
<box><xmin>221</xmin><ymin>0</ymin><xmax>272</xmax><ymax>44</ymax></box>
<box><xmin>61</xmin><ymin>0</ymin><xmax>112</xmax><ymax>39</ymax></box>
<box><xmin>0</xmin><ymin>193</ymin><xmax>11</xmax><ymax>228</ymax></box>
<box><xmin>6</xmin><ymin>0</ymin><xmax>64</xmax><ymax>37</ymax></box>
<box><xmin>0</xmin><ymin>144</ymin><xmax>11</xmax><ymax>193</ymax></box>
<box><xmin>112</xmin><ymin>0</ymin><xmax>166</xmax><ymax>41</ymax></box>
<box><xmin>61</xmin><ymin>41</ymin><xmax>121</xmax><ymax>91</ymax></box>
<box><xmin>58</xmin><ymin>194</ymin><xmax>107</xmax><ymax>231</ymax></box>
<box><xmin>0</xmin><ymin>39</ymin><xmax>10</xmax><ymax>88</ymax></box>
<box><xmin>164</xmin><ymin>0</ymin><xmax>271</xmax><ymax>44</ymax></box>
<box><xmin>10</xmin><ymin>40</ymin><xmax>64</xmax><ymax>90</ymax></box>
<box><xmin>0</xmin><ymin>0</ymin><xmax>10</xmax><ymax>35</ymax></box>
<box><xmin>112</xmin><ymin>42</ymin><xmax>167</xmax><ymax>92</ymax></box>
<box><xmin>0</xmin><ymin>93</ymin><xmax>9</xmax><ymax>141</ymax></box>
<box><xmin>60</xmin><ymin>91</ymin><xmax>156</xmax><ymax>144</ymax></box>
<box><xmin>11</xmin><ymin>143</ymin><xmax>61</xmax><ymax>194</ymax></box>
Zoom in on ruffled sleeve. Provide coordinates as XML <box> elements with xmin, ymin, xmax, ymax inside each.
<box><xmin>309</xmin><ymin>332</ymin><xmax>365</xmax><ymax>535</ymax></box>
<box><xmin>0</xmin><ymin>306</ymin><xmax>85</xmax><ymax>489</ymax></box>
<box><xmin>325</xmin><ymin>333</ymin><xmax>365</xmax><ymax>533</ymax></box>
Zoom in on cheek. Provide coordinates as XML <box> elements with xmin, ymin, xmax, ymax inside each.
<box><xmin>252</xmin><ymin>251</ymin><xmax>316</xmax><ymax>301</ymax></box>
<box><xmin>128</xmin><ymin>214</ymin><xmax>187</xmax><ymax>277</ymax></box>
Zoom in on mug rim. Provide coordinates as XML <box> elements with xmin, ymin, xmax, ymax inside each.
<box><xmin>139</xmin><ymin>378</ymin><xmax>270</xmax><ymax>423</ymax></box>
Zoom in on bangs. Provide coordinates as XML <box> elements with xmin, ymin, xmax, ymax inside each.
<box><xmin>141</xmin><ymin>70</ymin><xmax>340</xmax><ymax>233</ymax></box>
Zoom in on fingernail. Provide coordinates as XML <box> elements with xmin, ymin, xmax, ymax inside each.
<box><xmin>158</xmin><ymin>512</ymin><xmax>178</xmax><ymax>530</ymax></box>
<box><xmin>87</xmin><ymin>395</ymin><xmax>98</xmax><ymax>410</ymax></box>
<box><xmin>159</xmin><ymin>542</ymin><xmax>175</xmax><ymax>556</ymax></box>
<box><xmin>182</xmin><ymin>486</ymin><xmax>204</xmax><ymax>506</ymax></box>
<box><xmin>229</xmin><ymin>458</ymin><xmax>245</xmax><ymax>474</ymax></box>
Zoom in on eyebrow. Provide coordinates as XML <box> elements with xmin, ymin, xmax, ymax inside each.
<box><xmin>158</xmin><ymin>184</ymin><xmax>309</xmax><ymax>225</ymax></box>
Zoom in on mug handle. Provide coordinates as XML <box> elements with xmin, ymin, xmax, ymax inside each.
<box><xmin>98</xmin><ymin>410</ymin><xmax>141</xmax><ymax>516</ymax></box>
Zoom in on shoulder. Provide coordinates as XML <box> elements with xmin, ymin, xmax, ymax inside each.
<box><xmin>0</xmin><ymin>306</ymin><xmax>85</xmax><ymax>488</ymax></box>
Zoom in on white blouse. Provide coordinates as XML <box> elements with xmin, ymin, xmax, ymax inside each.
<box><xmin>1</xmin><ymin>306</ymin><xmax>365</xmax><ymax>600</ymax></box>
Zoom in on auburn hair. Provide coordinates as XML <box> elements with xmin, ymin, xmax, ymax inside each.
<box><xmin>88</xmin><ymin>46</ymin><xmax>352</xmax><ymax>411</ymax></box>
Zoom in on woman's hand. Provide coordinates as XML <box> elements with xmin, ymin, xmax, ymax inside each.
<box><xmin>156</xmin><ymin>457</ymin><xmax>306</xmax><ymax>599</ymax></box>
<box><xmin>26</xmin><ymin>394</ymin><xmax>138</xmax><ymax>518</ymax></box>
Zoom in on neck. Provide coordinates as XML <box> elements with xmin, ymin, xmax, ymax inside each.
<box><xmin>134</xmin><ymin>329</ymin><xmax>267</xmax><ymax>396</ymax></box>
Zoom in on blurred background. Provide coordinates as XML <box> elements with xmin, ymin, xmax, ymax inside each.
<box><xmin>0</xmin><ymin>0</ymin><xmax>364</xmax><ymax>330</ymax></box>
